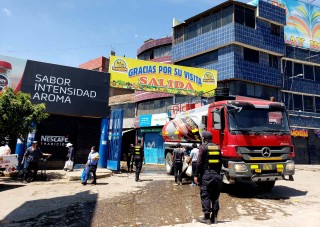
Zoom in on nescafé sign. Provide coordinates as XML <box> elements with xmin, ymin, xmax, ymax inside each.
<box><xmin>109</xmin><ymin>56</ymin><xmax>218</xmax><ymax>97</ymax></box>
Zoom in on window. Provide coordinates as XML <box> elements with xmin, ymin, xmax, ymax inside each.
<box><xmin>245</xmin><ymin>8</ymin><xmax>255</xmax><ymax>28</ymax></box>
<box><xmin>185</xmin><ymin>20</ymin><xmax>201</xmax><ymax>41</ymax></box>
<box><xmin>228</xmin><ymin>81</ymin><xmax>276</xmax><ymax>100</ymax></box>
<box><xmin>177</xmin><ymin>50</ymin><xmax>218</xmax><ymax>67</ymax></box>
<box><xmin>293</xmin><ymin>63</ymin><xmax>303</xmax><ymax>77</ymax></box>
<box><xmin>174</xmin><ymin>26</ymin><xmax>184</xmax><ymax>44</ymax></box>
<box><xmin>222</xmin><ymin>6</ymin><xmax>233</xmax><ymax>26</ymax></box>
<box><xmin>234</xmin><ymin>5</ymin><xmax>255</xmax><ymax>28</ymax></box>
<box><xmin>293</xmin><ymin>94</ymin><xmax>303</xmax><ymax>111</ymax></box>
<box><xmin>202</xmin><ymin>15</ymin><xmax>212</xmax><ymax>34</ymax></box>
<box><xmin>284</xmin><ymin>60</ymin><xmax>293</xmax><ymax>78</ymax></box>
<box><xmin>316</xmin><ymin>97</ymin><xmax>320</xmax><ymax>113</ymax></box>
<box><xmin>269</xmin><ymin>55</ymin><xmax>278</xmax><ymax>68</ymax></box>
<box><xmin>303</xmin><ymin>96</ymin><xmax>314</xmax><ymax>112</ymax></box>
<box><xmin>235</xmin><ymin>5</ymin><xmax>245</xmax><ymax>25</ymax></box>
<box><xmin>137</xmin><ymin>98</ymin><xmax>173</xmax><ymax>116</ymax></box>
<box><xmin>154</xmin><ymin>45</ymin><xmax>171</xmax><ymax>58</ymax></box>
<box><xmin>304</xmin><ymin>64</ymin><xmax>314</xmax><ymax>80</ymax></box>
<box><xmin>243</xmin><ymin>47</ymin><xmax>259</xmax><ymax>63</ymax></box>
<box><xmin>212</xmin><ymin>11</ymin><xmax>221</xmax><ymax>30</ymax></box>
<box><xmin>286</xmin><ymin>93</ymin><xmax>294</xmax><ymax>110</ymax></box>
<box><xmin>315</xmin><ymin>66</ymin><xmax>320</xmax><ymax>82</ymax></box>
<box><xmin>271</xmin><ymin>23</ymin><xmax>280</xmax><ymax>36</ymax></box>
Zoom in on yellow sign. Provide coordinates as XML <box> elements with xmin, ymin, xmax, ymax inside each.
<box><xmin>291</xmin><ymin>129</ymin><xmax>308</xmax><ymax>137</ymax></box>
<box><xmin>109</xmin><ymin>56</ymin><xmax>218</xmax><ymax>97</ymax></box>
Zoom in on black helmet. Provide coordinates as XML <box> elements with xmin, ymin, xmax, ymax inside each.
<box><xmin>202</xmin><ymin>131</ymin><xmax>212</xmax><ymax>140</ymax></box>
<box><xmin>176</xmin><ymin>143</ymin><xmax>182</xmax><ymax>148</ymax></box>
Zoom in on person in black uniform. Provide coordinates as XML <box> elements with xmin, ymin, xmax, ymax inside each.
<box><xmin>127</xmin><ymin>144</ymin><xmax>134</xmax><ymax>172</ymax></box>
<box><xmin>194</xmin><ymin>131</ymin><xmax>222</xmax><ymax>225</ymax></box>
<box><xmin>172</xmin><ymin>143</ymin><xmax>185</xmax><ymax>186</ymax></box>
<box><xmin>132</xmin><ymin>139</ymin><xmax>144</xmax><ymax>182</ymax></box>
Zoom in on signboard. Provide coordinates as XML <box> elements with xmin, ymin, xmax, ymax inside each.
<box><xmin>0</xmin><ymin>55</ymin><xmax>110</xmax><ymax>117</ymax></box>
<box><xmin>139</xmin><ymin>113</ymin><xmax>169</xmax><ymax>127</ymax></box>
<box><xmin>291</xmin><ymin>128</ymin><xmax>308</xmax><ymax>137</ymax></box>
<box><xmin>249</xmin><ymin>0</ymin><xmax>320</xmax><ymax>51</ymax></box>
<box><xmin>109</xmin><ymin>56</ymin><xmax>218</xmax><ymax>97</ymax></box>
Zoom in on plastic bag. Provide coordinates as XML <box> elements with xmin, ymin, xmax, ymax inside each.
<box><xmin>185</xmin><ymin>165</ymin><xmax>192</xmax><ymax>177</ymax></box>
<box><xmin>64</xmin><ymin>160</ymin><xmax>74</xmax><ymax>170</ymax></box>
<box><xmin>80</xmin><ymin>166</ymin><xmax>91</xmax><ymax>183</ymax></box>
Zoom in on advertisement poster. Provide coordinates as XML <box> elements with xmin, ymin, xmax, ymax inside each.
<box><xmin>249</xmin><ymin>0</ymin><xmax>320</xmax><ymax>51</ymax></box>
<box><xmin>109</xmin><ymin>56</ymin><xmax>218</xmax><ymax>97</ymax></box>
<box><xmin>139</xmin><ymin>113</ymin><xmax>168</xmax><ymax>127</ymax></box>
<box><xmin>0</xmin><ymin>55</ymin><xmax>110</xmax><ymax>117</ymax></box>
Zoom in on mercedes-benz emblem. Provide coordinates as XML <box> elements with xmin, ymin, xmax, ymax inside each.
<box><xmin>261</xmin><ymin>147</ymin><xmax>271</xmax><ymax>157</ymax></box>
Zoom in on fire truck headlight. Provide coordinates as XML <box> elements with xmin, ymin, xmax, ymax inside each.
<box><xmin>286</xmin><ymin>162</ymin><xmax>295</xmax><ymax>171</ymax></box>
<box><xmin>234</xmin><ymin>164</ymin><xmax>248</xmax><ymax>173</ymax></box>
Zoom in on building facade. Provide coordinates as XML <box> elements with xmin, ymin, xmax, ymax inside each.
<box><xmin>79</xmin><ymin>0</ymin><xmax>320</xmax><ymax>165</ymax></box>
<box><xmin>171</xmin><ymin>0</ymin><xmax>320</xmax><ymax>163</ymax></box>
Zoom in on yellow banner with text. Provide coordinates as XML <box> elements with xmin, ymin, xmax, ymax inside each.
<box><xmin>109</xmin><ymin>56</ymin><xmax>218</xmax><ymax>97</ymax></box>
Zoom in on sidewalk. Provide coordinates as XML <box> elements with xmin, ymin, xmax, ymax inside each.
<box><xmin>295</xmin><ymin>164</ymin><xmax>320</xmax><ymax>171</ymax></box>
<box><xmin>47</xmin><ymin>167</ymin><xmax>113</xmax><ymax>181</ymax></box>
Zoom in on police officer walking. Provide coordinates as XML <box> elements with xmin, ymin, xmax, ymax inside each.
<box><xmin>127</xmin><ymin>144</ymin><xmax>134</xmax><ymax>172</ymax></box>
<box><xmin>194</xmin><ymin>131</ymin><xmax>222</xmax><ymax>224</ymax></box>
<box><xmin>172</xmin><ymin>143</ymin><xmax>185</xmax><ymax>186</ymax></box>
<box><xmin>132</xmin><ymin>139</ymin><xmax>144</xmax><ymax>182</ymax></box>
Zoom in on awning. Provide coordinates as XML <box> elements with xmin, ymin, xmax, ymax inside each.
<box><xmin>122</xmin><ymin>128</ymin><xmax>135</xmax><ymax>135</ymax></box>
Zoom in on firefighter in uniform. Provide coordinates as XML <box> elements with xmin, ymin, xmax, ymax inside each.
<box><xmin>194</xmin><ymin>130</ymin><xmax>222</xmax><ymax>224</ymax></box>
<box><xmin>132</xmin><ymin>139</ymin><xmax>144</xmax><ymax>182</ymax></box>
<box><xmin>127</xmin><ymin>144</ymin><xmax>134</xmax><ymax>172</ymax></box>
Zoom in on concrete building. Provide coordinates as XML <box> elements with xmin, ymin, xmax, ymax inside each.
<box><xmin>170</xmin><ymin>0</ymin><xmax>320</xmax><ymax>164</ymax></box>
<box><xmin>79</xmin><ymin>0</ymin><xmax>320</xmax><ymax>164</ymax></box>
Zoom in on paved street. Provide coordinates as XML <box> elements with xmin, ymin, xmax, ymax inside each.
<box><xmin>0</xmin><ymin>164</ymin><xmax>320</xmax><ymax>227</ymax></box>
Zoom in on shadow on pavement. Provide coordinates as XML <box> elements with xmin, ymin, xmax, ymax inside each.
<box><xmin>1</xmin><ymin>190</ymin><xmax>98</xmax><ymax>226</ymax></box>
<box><xmin>223</xmin><ymin>183</ymin><xmax>307</xmax><ymax>200</ymax></box>
<box><xmin>0</xmin><ymin>183</ymin><xmax>25</xmax><ymax>192</ymax></box>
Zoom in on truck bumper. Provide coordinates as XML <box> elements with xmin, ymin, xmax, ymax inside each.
<box><xmin>225</xmin><ymin>160</ymin><xmax>295</xmax><ymax>182</ymax></box>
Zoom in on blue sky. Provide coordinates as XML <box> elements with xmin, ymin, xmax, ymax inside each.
<box><xmin>1</xmin><ymin>0</ymin><xmax>319</xmax><ymax>68</ymax></box>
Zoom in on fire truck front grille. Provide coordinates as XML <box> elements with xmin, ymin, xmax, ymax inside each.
<box><xmin>237</xmin><ymin>146</ymin><xmax>291</xmax><ymax>160</ymax></box>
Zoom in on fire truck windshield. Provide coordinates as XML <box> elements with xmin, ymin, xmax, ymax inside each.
<box><xmin>228</xmin><ymin>108</ymin><xmax>290</xmax><ymax>133</ymax></box>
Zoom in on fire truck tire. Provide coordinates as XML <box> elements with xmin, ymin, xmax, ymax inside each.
<box><xmin>256</xmin><ymin>181</ymin><xmax>275</xmax><ymax>192</ymax></box>
<box><xmin>165</xmin><ymin>152</ymin><xmax>174</xmax><ymax>175</ymax></box>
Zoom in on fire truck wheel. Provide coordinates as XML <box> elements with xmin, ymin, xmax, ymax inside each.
<box><xmin>256</xmin><ymin>181</ymin><xmax>275</xmax><ymax>192</ymax></box>
<box><xmin>165</xmin><ymin>152</ymin><xmax>174</xmax><ymax>175</ymax></box>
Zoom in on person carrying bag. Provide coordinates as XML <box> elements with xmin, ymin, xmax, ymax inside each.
<box><xmin>82</xmin><ymin>146</ymin><xmax>99</xmax><ymax>185</ymax></box>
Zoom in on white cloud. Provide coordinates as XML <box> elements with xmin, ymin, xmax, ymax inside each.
<box><xmin>134</xmin><ymin>34</ymin><xmax>139</xmax><ymax>38</ymax></box>
<box><xmin>2</xmin><ymin>8</ymin><xmax>12</xmax><ymax>17</ymax></box>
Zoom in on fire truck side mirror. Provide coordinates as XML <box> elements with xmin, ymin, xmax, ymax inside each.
<box><xmin>213</xmin><ymin>109</ymin><xmax>222</xmax><ymax>130</ymax></box>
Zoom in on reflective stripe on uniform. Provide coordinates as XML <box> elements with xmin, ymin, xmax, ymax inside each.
<box><xmin>208</xmin><ymin>151</ymin><xmax>220</xmax><ymax>155</ymax></box>
<box><xmin>208</xmin><ymin>145</ymin><xmax>219</xmax><ymax>150</ymax></box>
<box><xmin>135</xmin><ymin>152</ymin><xmax>140</xmax><ymax>155</ymax></box>
<box><xmin>208</xmin><ymin>159</ymin><xmax>220</xmax><ymax>163</ymax></box>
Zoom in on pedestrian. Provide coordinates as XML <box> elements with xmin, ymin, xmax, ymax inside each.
<box><xmin>132</xmin><ymin>139</ymin><xmax>144</xmax><ymax>182</ymax></box>
<box><xmin>194</xmin><ymin>131</ymin><xmax>222</xmax><ymax>224</ymax></box>
<box><xmin>189</xmin><ymin>143</ymin><xmax>199</xmax><ymax>186</ymax></box>
<box><xmin>172</xmin><ymin>143</ymin><xmax>185</xmax><ymax>186</ymax></box>
<box><xmin>21</xmin><ymin>141</ymin><xmax>43</xmax><ymax>182</ymax></box>
<box><xmin>64</xmin><ymin>142</ymin><xmax>74</xmax><ymax>171</ymax></box>
<box><xmin>127</xmin><ymin>144</ymin><xmax>134</xmax><ymax>172</ymax></box>
<box><xmin>82</xmin><ymin>146</ymin><xmax>99</xmax><ymax>185</ymax></box>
